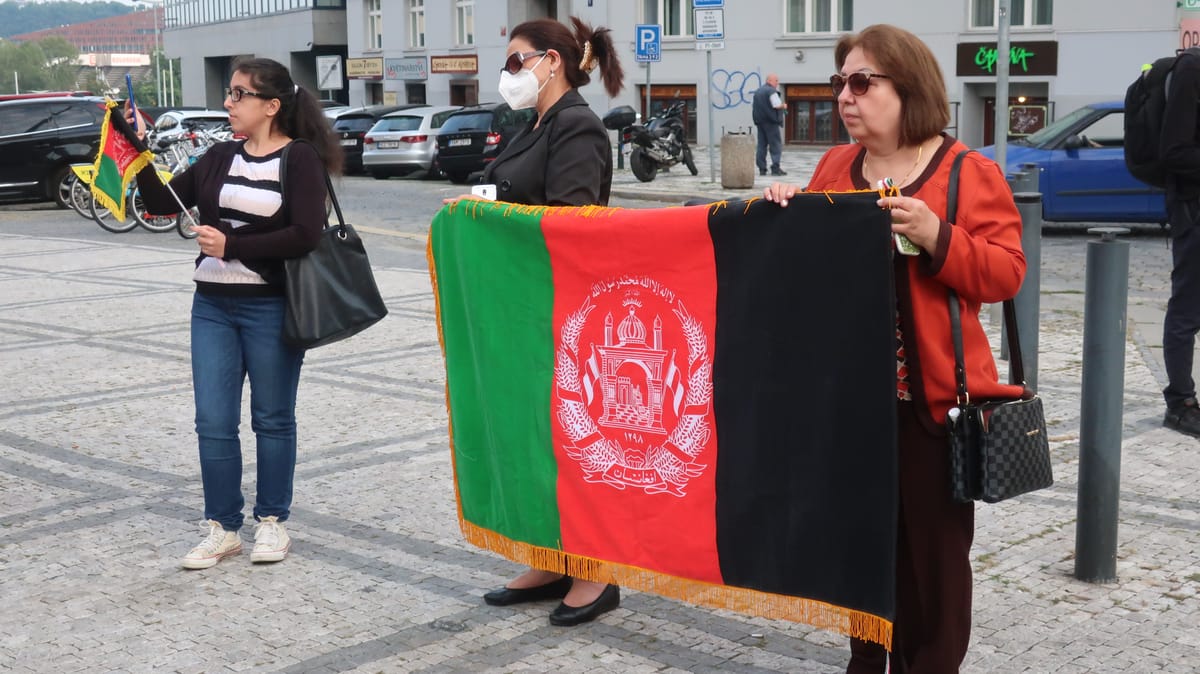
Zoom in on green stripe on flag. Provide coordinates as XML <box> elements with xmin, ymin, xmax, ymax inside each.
<box><xmin>93</xmin><ymin>154</ymin><xmax>124</xmax><ymax>208</ymax></box>
<box><xmin>432</xmin><ymin>203</ymin><xmax>561</xmax><ymax>548</ymax></box>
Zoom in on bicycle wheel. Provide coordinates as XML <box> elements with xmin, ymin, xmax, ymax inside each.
<box><xmin>70</xmin><ymin>177</ymin><xmax>93</xmax><ymax>218</ymax></box>
<box><xmin>90</xmin><ymin>195</ymin><xmax>138</xmax><ymax>233</ymax></box>
<box><xmin>63</xmin><ymin>174</ymin><xmax>83</xmax><ymax>216</ymax></box>
<box><xmin>131</xmin><ymin>189</ymin><xmax>178</xmax><ymax>233</ymax></box>
<box><xmin>176</xmin><ymin>208</ymin><xmax>200</xmax><ymax>239</ymax></box>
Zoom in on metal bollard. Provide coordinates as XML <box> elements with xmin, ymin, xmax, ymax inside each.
<box><xmin>1007</xmin><ymin>171</ymin><xmax>1028</xmax><ymax>194</ymax></box>
<box><xmin>1074</xmin><ymin>226</ymin><xmax>1130</xmax><ymax>583</ymax></box>
<box><xmin>1020</xmin><ymin>162</ymin><xmax>1040</xmax><ymax>194</ymax></box>
<box><xmin>1011</xmin><ymin>192</ymin><xmax>1042</xmax><ymax>390</ymax></box>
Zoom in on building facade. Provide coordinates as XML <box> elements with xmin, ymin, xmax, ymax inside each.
<box><xmin>12</xmin><ymin>7</ymin><xmax>162</xmax><ymax>54</ymax></box>
<box><xmin>165</xmin><ymin>0</ymin><xmax>1193</xmax><ymax>147</ymax></box>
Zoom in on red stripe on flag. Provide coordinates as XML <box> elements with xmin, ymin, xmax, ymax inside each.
<box><xmin>542</xmin><ymin>205</ymin><xmax>722</xmax><ymax>585</ymax></box>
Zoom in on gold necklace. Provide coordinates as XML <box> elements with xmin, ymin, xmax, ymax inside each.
<box><xmin>864</xmin><ymin>140</ymin><xmax>925</xmax><ymax>188</ymax></box>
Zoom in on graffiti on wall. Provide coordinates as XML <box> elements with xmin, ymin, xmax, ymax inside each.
<box><xmin>710</xmin><ymin>68</ymin><xmax>762</xmax><ymax>110</ymax></box>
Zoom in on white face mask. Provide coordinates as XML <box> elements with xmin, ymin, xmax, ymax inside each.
<box><xmin>498</xmin><ymin>54</ymin><xmax>548</xmax><ymax>110</ymax></box>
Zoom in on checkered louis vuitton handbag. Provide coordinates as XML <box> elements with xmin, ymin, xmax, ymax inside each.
<box><xmin>943</xmin><ymin>151</ymin><xmax>1053</xmax><ymax>504</ymax></box>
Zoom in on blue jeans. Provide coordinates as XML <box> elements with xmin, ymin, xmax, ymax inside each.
<box><xmin>191</xmin><ymin>292</ymin><xmax>305</xmax><ymax>532</ymax></box>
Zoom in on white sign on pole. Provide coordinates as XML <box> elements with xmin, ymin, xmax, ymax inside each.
<box><xmin>316</xmin><ymin>55</ymin><xmax>344</xmax><ymax>91</ymax></box>
<box><xmin>1185</xmin><ymin>0</ymin><xmax>1200</xmax><ymax>9</ymax></box>
<box><xmin>695</xmin><ymin>9</ymin><xmax>724</xmax><ymax>40</ymax></box>
<box><xmin>695</xmin><ymin>41</ymin><xmax>725</xmax><ymax>50</ymax></box>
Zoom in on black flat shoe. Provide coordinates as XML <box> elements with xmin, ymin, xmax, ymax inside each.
<box><xmin>482</xmin><ymin>575</ymin><xmax>572</xmax><ymax>606</ymax></box>
<box><xmin>548</xmin><ymin>584</ymin><xmax>620</xmax><ymax>626</ymax></box>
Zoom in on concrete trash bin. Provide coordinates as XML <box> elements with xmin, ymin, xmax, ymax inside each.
<box><xmin>721</xmin><ymin>131</ymin><xmax>755</xmax><ymax>189</ymax></box>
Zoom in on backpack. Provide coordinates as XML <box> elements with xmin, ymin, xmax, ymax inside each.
<box><xmin>1124</xmin><ymin>49</ymin><xmax>1200</xmax><ymax>188</ymax></box>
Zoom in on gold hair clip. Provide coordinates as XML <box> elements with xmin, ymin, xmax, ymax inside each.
<box><xmin>579</xmin><ymin>41</ymin><xmax>597</xmax><ymax>73</ymax></box>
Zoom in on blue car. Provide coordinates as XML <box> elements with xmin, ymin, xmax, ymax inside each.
<box><xmin>977</xmin><ymin>101</ymin><xmax>1167</xmax><ymax>224</ymax></box>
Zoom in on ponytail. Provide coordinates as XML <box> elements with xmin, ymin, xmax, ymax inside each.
<box><xmin>232</xmin><ymin>57</ymin><xmax>343</xmax><ymax>175</ymax></box>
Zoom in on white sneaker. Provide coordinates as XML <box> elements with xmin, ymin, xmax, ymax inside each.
<box><xmin>251</xmin><ymin>516</ymin><xmax>291</xmax><ymax>563</ymax></box>
<box><xmin>181</xmin><ymin>520</ymin><xmax>242</xmax><ymax>570</ymax></box>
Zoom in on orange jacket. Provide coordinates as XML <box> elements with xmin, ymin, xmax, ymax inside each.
<box><xmin>806</xmin><ymin>136</ymin><xmax>1027</xmax><ymax>428</ymax></box>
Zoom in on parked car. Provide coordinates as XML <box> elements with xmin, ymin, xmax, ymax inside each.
<box><xmin>435</xmin><ymin>102</ymin><xmax>537</xmax><ymax>184</ymax></box>
<box><xmin>151</xmin><ymin>109</ymin><xmax>230</xmax><ymax>145</ymax></box>
<box><xmin>0</xmin><ymin>96</ymin><xmax>106</xmax><ymax>208</ymax></box>
<box><xmin>362</xmin><ymin>105</ymin><xmax>461</xmax><ymax>179</ymax></box>
<box><xmin>977</xmin><ymin>101</ymin><xmax>1167</xmax><ymax>224</ymax></box>
<box><xmin>333</xmin><ymin>105</ymin><xmax>425</xmax><ymax>173</ymax></box>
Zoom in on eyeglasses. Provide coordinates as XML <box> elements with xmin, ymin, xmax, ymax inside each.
<box><xmin>225</xmin><ymin>87</ymin><xmax>274</xmax><ymax>103</ymax></box>
<box><xmin>830</xmin><ymin>72</ymin><xmax>892</xmax><ymax>97</ymax></box>
<box><xmin>501</xmin><ymin>50</ymin><xmax>547</xmax><ymax>75</ymax></box>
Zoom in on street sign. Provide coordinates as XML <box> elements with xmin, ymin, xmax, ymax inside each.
<box><xmin>695</xmin><ymin>8</ymin><xmax>724</xmax><ymax>40</ymax></box>
<box><xmin>695</xmin><ymin>41</ymin><xmax>725</xmax><ymax>50</ymax></box>
<box><xmin>316</xmin><ymin>55</ymin><xmax>343</xmax><ymax>91</ymax></box>
<box><xmin>635</xmin><ymin>24</ymin><xmax>662</xmax><ymax>63</ymax></box>
<box><xmin>1183</xmin><ymin>0</ymin><xmax>1200</xmax><ymax>9</ymax></box>
<box><xmin>694</xmin><ymin>0</ymin><xmax>724</xmax><ymax>6</ymax></box>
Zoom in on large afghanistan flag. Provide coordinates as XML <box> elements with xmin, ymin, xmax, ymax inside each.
<box><xmin>429</xmin><ymin>194</ymin><xmax>898</xmax><ymax>648</ymax></box>
<box><xmin>90</xmin><ymin>99</ymin><xmax>153</xmax><ymax>223</ymax></box>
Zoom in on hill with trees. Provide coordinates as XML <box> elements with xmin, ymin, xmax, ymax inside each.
<box><xmin>0</xmin><ymin>1</ymin><xmax>133</xmax><ymax>39</ymax></box>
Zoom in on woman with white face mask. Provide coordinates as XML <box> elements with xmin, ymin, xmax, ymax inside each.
<box><xmin>445</xmin><ymin>16</ymin><xmax>623</xmax><ymax>208</ymax></box>
<box><xmin>456</xmin><ymin>17</ymin><xmax>625</xmax><ymax>626</ymax></box>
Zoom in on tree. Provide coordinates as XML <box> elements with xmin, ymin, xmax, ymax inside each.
<box><xmin>0</xmin><ymin>37</ymin><xmax>81</xmax><ymax>94</ymax></box>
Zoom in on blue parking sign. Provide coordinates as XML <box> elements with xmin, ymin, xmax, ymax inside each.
<box><xmin>635</xmin><ymin>24</ymin><xmax>662</xmax><ymax>63</ymax></box>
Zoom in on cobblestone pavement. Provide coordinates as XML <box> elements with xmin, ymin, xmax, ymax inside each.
<box><xmin>1</xmin><ymin>170</ymin><xmax>1198</xmax><ymax>673</ymax></box>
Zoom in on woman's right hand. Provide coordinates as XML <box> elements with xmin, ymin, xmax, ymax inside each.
<box><xmin>122</xmin><ymin>101</ymin><xmax>146</xmax><ymax>141</ymax></box>
<box><xmin>441</xmin><ymin>194</ymin><xmax>486</xmax><ymax>206</ymax></box>
<box><xmin>762</xmin><ymin>182</ymin><xmax>801</xmax><ymax>207</ymax></box>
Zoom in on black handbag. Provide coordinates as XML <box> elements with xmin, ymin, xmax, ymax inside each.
<box><xmin>943</xmin><ymin>150</ymin><xmax>1053</xmax><ymax>504</ymax></box>
<box><xmin>279</xmin><ymin>143</ymin><xmax>388</xmax><ymax>349</ymax></box>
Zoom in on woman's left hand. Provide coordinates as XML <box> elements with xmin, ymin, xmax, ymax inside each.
<box><xmin>192</xmin><ymin>224</ymin><xmax>227</xmax><ymax>258</ymax></box>
<box><xmin>878</xmin><ymin>194</ymin><xmax>940</xmax><ymax>254</ymax></box>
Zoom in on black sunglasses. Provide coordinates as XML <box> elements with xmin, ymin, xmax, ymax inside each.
<box><xmin>830</xmin><ymin>72</ymin><xmax>892</xmax><ymax>97</ymax></box>
<box><xmin>225</xmin><ymin>87</ymin><xmax>274</xmax><ymax>103</ymax></box>
<box><xmin>501</xmin><ymin>50</ymin><xmax>547</xmax><ymax>75</ymax></box>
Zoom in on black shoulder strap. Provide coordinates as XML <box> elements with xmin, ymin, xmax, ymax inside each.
<box><xmin>277</xmin><ymin>139</ymin><xmax>345</xmax><ymax>229</ymax></box>
<box><xmin>946</xmin><ymin>151</ymin><xmax>1026</xmax><ymax>401</ymax></box>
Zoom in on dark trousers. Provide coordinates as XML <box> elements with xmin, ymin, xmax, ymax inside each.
<box><xmin>756</xmin><ymin>123</ymin><xmax>782</xmax><ymax>172</ymax></box>
<box><xmin>847</xmin><ymin>401</ymin><xmax>975</xmax><ymax>674</ymax></box>
<box><xmin>1164</xmin><ymin>199</ymin><xmax>1200</xmax><ymax>408</ymax></box>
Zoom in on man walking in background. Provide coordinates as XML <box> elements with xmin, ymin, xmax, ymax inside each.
<box><xmin>753</xmin><ymin>73</ymin><xmax>787</xmax><ymax>177</ymax></box>
<box><xmin>1161</xmin><ymin>48</ymin><xmax>1200</xmax><ymax>437</ymax></box>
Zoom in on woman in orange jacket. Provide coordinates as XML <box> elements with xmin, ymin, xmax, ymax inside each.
<box><xmin>765</xmin><ymin>24</ymin><xmax>1025</xmax><ymax>673</ymax></box>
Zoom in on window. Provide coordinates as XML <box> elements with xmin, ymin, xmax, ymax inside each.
<box><xmin>785</xmin><ymin>0</ymin><xmax>853</xmax><ymax>33</ymax></box>
<box><xmin>408</xmin><ymin>0</ymin><xmax>425</xmax><ymax>48</ymax></box>
<box><xmin>642</xmin><ymin>0</ymin><xmax>693</xmax><ymax>37</ymax></box>
<box><xmin>366</xmin><ymin>0</ymin><xmax>382</xmax><ymax>50</ymax></box>
<box><xmin>455</xmin><ymin>0</ymin><xmax>474</xmax><ymax>46</ymax></box>
<box><xmin>970</xmin><ymin>0</ymin><xmax>1051</xmax><ymax>28</ymax></box>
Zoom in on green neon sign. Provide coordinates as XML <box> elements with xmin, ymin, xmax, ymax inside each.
<box><xmin>975</xmin><ymin>46</ymin><xmax>1037</xmax><ymax>74</ymax></box>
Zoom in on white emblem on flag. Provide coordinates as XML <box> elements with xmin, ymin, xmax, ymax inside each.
<box><xmin>554</xmin><ymin>276</ymin><xmax>712</xmax><ymax>497</ymax></box>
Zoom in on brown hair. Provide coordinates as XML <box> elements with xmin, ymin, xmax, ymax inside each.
<box><xmin>232</xmin><ymin>57</ymin><xmax>343</xmax><ymax>174</ymax></box>
<box><xmin>510</xmin><ymin>17</ymin><xmax>624</xmax><ymax>98</ymax></box>
<box><xmin>834</xmin><ymin>24</ymin><xmax>950</xmax><ymax>146</ymax></box>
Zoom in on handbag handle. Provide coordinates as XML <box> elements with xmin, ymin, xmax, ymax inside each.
<box><xmin>945</xmin><ymin>150</ymin><xmax>1025</xmax><ymax>403</ymax></box>
<box><xmin>279</xmin><ymin>139</ymin><xmax>347</xmax><ymax>230</ymax></box>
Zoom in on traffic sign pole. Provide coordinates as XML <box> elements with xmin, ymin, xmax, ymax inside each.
<box><xmin>694</xmin><ymin>5</ymin><xmax>724</xmax><ymax>184</ymax></box>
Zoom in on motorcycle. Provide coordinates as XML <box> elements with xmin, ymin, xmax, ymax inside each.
<box><xmin>620</xmin><ymin>101</ymin><xmax>698</xmax><ymax>183</ymax></box>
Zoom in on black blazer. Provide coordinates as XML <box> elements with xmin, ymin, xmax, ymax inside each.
<box><xmin>482</xmin><ymin>89</ymin><xmax>612</xmax><ymax>206</ymax></box>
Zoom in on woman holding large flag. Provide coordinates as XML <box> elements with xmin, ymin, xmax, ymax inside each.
<box><xmin>129</xmin><ymin>58</ymin><xmax>341</xmax><ymax>570</ymax></box>
<box><xmin>764</xmin><ymin>25</ymin><xmax>1026</xmax><ymax>673</ymax></box>
<box><xmin>445</xmin><ymin>16</ymin><xmax>625</xmax><ymax>626</ymax></box>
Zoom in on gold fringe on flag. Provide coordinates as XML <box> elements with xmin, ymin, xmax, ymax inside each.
<box><xmin>457</xmin><ymin>517</ymin><xmax>893</xmax><ymax>651</ymax></box>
